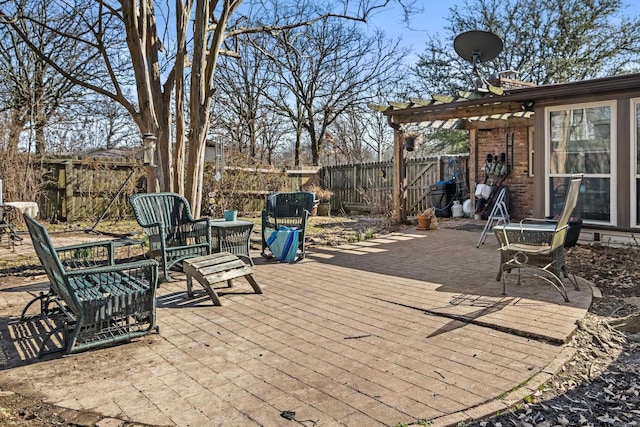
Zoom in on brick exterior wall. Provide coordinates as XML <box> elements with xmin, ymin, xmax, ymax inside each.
<box><xmin>474</xmin><ymin>127</ymin><xmax>534</xmax><ymax>220</ymax></box>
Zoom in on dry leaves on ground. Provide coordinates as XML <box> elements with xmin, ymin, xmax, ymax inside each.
<box><xmin>469</xmin><ymin>244</ymin><xmax>640</xmax><ymax>427</ymax></box>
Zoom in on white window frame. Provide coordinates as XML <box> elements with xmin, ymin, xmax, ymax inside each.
<box><xmin>544</xmin><ymin>100</ymin><xmax>617</xmax><ymax>226</ymax></box>
<box><xmin>631</xmin><ymin>98</ymin><xmax>640</xmax><ymax>228</ymax></box>
<box><xmin>528</xmin><ymin>127</ymin><xmax>534</xmax><ymax>177</ymax></box>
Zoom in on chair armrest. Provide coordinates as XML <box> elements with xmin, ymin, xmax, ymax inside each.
<box><xmin>262</xmin><ymin>210</ymin><xmax>277</xmax><ymax>229</ymax></box>
<box><xmin>137</xmin><ymin>220</ymin><xmax>163</xmax><ymax>229</ymax></box>
<box><xmin>177</xmin><ymin>218</ymin><xmax>210</xmax><ymax>235</ymax></box>
<box><xmin>190</xmin><ymin>217</ymin><xmax>211</xmax><ymax>225</ymax></box>
<box><xmin>298</xmin><ymin>210</ymin><xmax>310</xmax><ymax>234</ymax></box>
<box><xmin>56</xmin><ymin>240</ymin><xmax>115</xmax><ymax>253</ymax></box>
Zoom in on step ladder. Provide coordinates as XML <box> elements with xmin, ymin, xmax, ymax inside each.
<box><xmin>477</xmin><ymin>187</ymin><xmax>509</xmax><ymax>248</ymax></box>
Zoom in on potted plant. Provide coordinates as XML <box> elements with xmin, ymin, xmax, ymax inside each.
<box><xmin>307</xmin><ymin>185</ymin><xmax>333</xmax><ymax>216</ymax></box>
<box><xmin>223</xmin><ymin>209</ymin><xmax>238</xmax><ymax>221</ymax></box>
<box><xmin>417</xmin><ymin>208</ymin><xmax>437</xmax><ymax>230</ymax></box>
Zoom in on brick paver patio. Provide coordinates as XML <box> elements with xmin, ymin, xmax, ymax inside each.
<box><xmin>0</xmin><ymin>221</ymin><xmax>592</xmax><ymax>426</ymax></box>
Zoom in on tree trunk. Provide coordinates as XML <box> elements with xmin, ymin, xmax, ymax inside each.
<box><xmin>248</xmin><ymin>117</ymin><xmax>257</xmax><ymax>161</ymax></box>
<box><xmin>35</xmin><ymin>125</ymin><xmax>46</xmax><ymax>154</ymax></box>
<box><xmin>184</xmin><ymin>0</ymin><xmax>240</xmax><ymax>215</ymax></box>
<box><xmin>185</xmin><ymin>123</ymin><xmax>208</xmax><ymax>217</ymax></box>
<box><xmin>7</xmin><ymin>109</ymin><xmax>26</xmax><ymax>155</ymax></box>
<box><xmin>308</xmin><ymin>127</ymin><xmax>320</xmax><ymax>166</ymax></box>
<box><xmin>294</xmin><ymin>129</ymin><xmax>302</xmax><ymax>166</ymax></box>
<box><xmin>173</xmin><ymin>1</ymin><xmax>191</xmax><ymax>197</ymax></box>
<box><xmin>122</xmin><ymin>2</ymin><xmax>175</xmax><ymax>194</ymax></box>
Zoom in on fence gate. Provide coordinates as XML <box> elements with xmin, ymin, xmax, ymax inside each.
<box><xmin>322</xmin><ymin>155</ymin><xmax>469</xmax><ymax>216</ymax></box>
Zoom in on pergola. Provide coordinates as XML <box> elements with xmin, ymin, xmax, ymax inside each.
<box><xmin>373</xmin><ymin>83</ymin><xmax>535</xmax><ymax>223</ymax></box>
<box><xmin>373</xmin><ymin>73</ymin><xmax>640</xmax><ymax>224</ymax></box>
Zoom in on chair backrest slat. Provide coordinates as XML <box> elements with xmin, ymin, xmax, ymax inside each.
<box><xmin>266</xmin><ymin>192</ymin><xmax>315</xmax><ymax>219</ymax></box>
<box><xmin>23</xmin><ymin>214</ymin><xmax>80</xmax><ymax>314</ymax></box>
<box><xmin>130</xmin><ymin>192</ymin><xmax>196</xmax><ymax>229</ymax></box>
<box><xmin>551</xmin><ymin>174</ymin><xmax>583</xmax><ymax>250</ymax></box>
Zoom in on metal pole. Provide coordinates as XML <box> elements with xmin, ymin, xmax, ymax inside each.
<box><xmin>86</xmin><ymin>168</ymin><xmax>136</xmax><ymax>234</ymax></box>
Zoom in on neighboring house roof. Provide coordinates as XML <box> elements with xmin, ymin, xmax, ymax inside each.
<box><xmin>79</xmin><ymin>146</ymin><xmax>142</xmax><ymax>160</ymax></box>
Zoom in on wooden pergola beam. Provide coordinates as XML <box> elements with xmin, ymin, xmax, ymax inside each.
<box><xmin>387</xmin><ymin>101</ymin><xmax>526</xmax><ymax>125</ymax></box>
<box><xmin>462</xmin><ymin>116</ymin><xmax>533</xmax><ymax>130</ymax></box>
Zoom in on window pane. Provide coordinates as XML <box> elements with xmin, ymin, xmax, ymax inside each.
<box><xmin>637</xmin><ymin>104</ymin><xmax>640</xmax><ymax>175</ymax></box>
<box><xmin>549</xmin><ymin>177</ymin><xmax>570</xmax><ymax>216</ymax></box>
<box><xmin>551</xmin><ymin>177</ymin><xmax>610</xmax><ymax>221</ymax></box>
<box><xmin>637</xmin><ymin>179</ymin><xmax>640</xmax><ymax>224</ymax></box>
<box><xmin>550</xmin><ymin>107</ymin><xmax>611</xmax><ymax>174</ymax></box>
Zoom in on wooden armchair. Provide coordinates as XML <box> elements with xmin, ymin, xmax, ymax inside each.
<box><xmin>261</xmin><ymin>192</ymin><xmax>315</xmax><ymax>261</ymax></box>
<box><xmin>130</xmin><ymin>192</ymin><xmax>211</xmax><ymax>279</ymax></box>
<box><xmin>495</xmin><ymin>174</ymin><xmax>582</xmax><ymax>302</ymax></box>
<box><xmin>22</xmin><ymin>214</ymin><xmax>158</xmax><ymax>357</ymax></box>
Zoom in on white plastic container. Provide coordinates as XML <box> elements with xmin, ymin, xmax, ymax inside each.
<box><xmin>452</xmin><ymin>200</ymin><xmax>463</xmax><ymax>218</ymax></box>
<box><xmin>475</xmin><ymin>183</ymin><xmax>492</xmax><ymax>199</ymax></box>
<box><xmin>462</xmin><ymin>199</ymin><xmax>472</xmax><ymax>217</ymax></box>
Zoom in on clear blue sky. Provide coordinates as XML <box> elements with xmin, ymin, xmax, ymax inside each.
<box><xmin>365</xmin><ymin>1</ymin><xmax>464</xmax><ymax>63</ymax></box>
<box><xmin>366</xmin><ymin>0</ymin><xmax>640</xmax><ymax>65</ymax></box>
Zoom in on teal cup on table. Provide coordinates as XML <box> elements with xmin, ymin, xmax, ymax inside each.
<box><xmin>224</xmin><ymin>210</ymin><xmax>237</xmax><ymax>221</ymax></box>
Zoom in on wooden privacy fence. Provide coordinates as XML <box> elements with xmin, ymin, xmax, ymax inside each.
<box><xmin>201</xmin><ymin>165</ymin><xmax>319</xmax><ymax>217</ymax></box>
<box><xmin>33</xmin><ymin>159</ymin><xmax>314</xmax><ymax>222</ymax></box>
<box><xmin>23</xmin><ymin>155</ymin><xmax>467</xmax><ymax>221</ymax></box>
<box><xmin>38</xmin><ymin>157</ymin><xmax>143</xmax><ymax>222</ymax></box>
<box><xmin>321</xmin><ymin>155</ymin><xmax>469</xmax><ymax>215</ymax></box>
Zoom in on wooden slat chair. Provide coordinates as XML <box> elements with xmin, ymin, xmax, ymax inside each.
<box><xmin>130</xmin><ymin>192</ymin><xmax>212</xmax><ymax>280</ymax></box>
<box><xmin>496</xmin><ymin>174</ymin><xmax>582</xmax><ymax>302</ymax></box>
<box><xmin>22</xmin><ymin>214</ymin><xmax>159</xmax><ymax>357</ymax></box>
<box><xmin>261</xmin><ymin>191</ymin><xmax>315</xmax><ymax>261</ymax></box>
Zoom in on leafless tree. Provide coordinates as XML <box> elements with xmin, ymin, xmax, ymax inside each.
<box><xmin>411</xmin><ymin>0</ymin><xmax>640</xmax><ymax>96</ymax></box>
<box><xmin>364</xmin><ymin>107</ymin><xmax>394</xmax><ymax>162</ymax></box>
<box><xmin>332</xmin><ymin>82</ymin><xmax>397</xmax><ymax>163</ymax></box>
<box><xmin>42</xmin><ymin>96</ymin><xmax>138</xmax><ymax>153</ymax></box>
<box><xmin>78</xmin><ymin>95</ymin><xmax>138</xmax><ymax>150</ymax></box>
<box><xmin>256</xmin><ymin>109</ymin><xmax>290</xmax><ymax>166</ymax></box>
<box><xmin>330</xmin><ymin>105</ymin><xmax>378</xmax><ymax>164</ymax></box>
<box><xmin>213</xmin><ymin>32</ymin><xmax>276</xmax><ymax>161</ymax></box>
<box><xmin>1</xmin><ymin>0</ymin><xmax>418</xmax><ymax>215</ymax></box>
<box><xmin>259</xmin><ymin>16</ymin><xmax>408</xmax><ymax>166</ymax></box>
<box><xmin>0</xmin><ymin>1</ymin><xmax>95</xmax><ymax>154</ymax></box>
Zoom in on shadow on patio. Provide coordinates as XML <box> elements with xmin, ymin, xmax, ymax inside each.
<box><xmin>0</xmin><ymin>222</ymin><xmax>592</xmax><ymax>426</ymax></box>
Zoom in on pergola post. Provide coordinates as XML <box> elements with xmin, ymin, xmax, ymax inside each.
<box><xmin>392</xmin><ymin>126</ymin><xmax>406</xmax><ymax>224</ymax></box>
<box><xmin>469</xmin><ymin>128</ymin><xmax>478</xmax><ymax>214</ymax></box>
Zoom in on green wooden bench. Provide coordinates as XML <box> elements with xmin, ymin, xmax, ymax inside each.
<box><xmin>22</xmin><ymin>214</ymin><xmax>159</xmax><ymax>357</ymax></box>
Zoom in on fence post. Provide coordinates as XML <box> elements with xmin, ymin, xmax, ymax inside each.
<box><xmin>66</xmin><ymin>159</ymin><xmax>76</xmax><ymax>221</ymax></box>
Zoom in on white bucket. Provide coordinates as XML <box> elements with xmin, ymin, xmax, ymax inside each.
<box><xmin>475</xmin><ymin>184</ymin><xmax>492</xmax><ymax>199</ymax></box>
<box><xmin>462</xmin><ymin>199</ymin><xmax>472</xmax><ymax>217</ymax></box>
<box><xmin>452</xmin><ymin>200</ymin><xmax>463</xmax><ymax>218</ymax></box>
